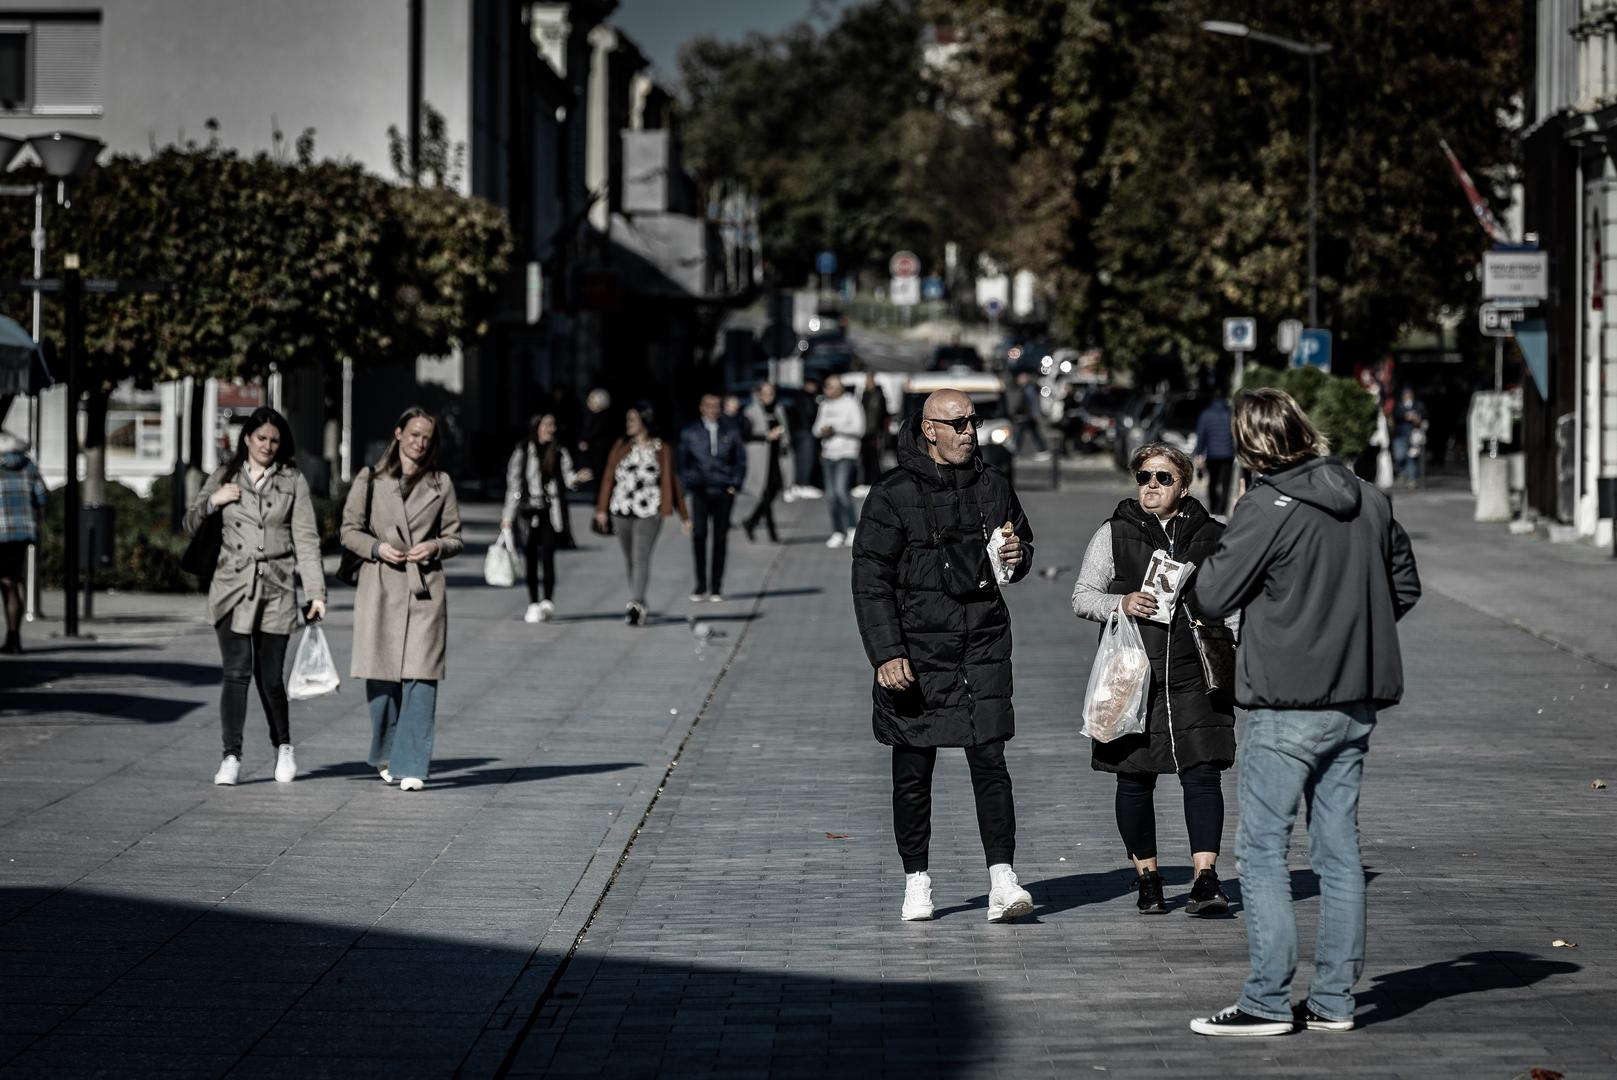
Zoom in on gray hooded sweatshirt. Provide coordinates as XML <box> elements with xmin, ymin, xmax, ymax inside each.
<box><xmin>1192</xmin><ymin>456</ymin><xmax>1421</xmax><ymax>710</ymax></box>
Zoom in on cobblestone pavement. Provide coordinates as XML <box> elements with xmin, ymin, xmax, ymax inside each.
<box><xmin>2</xmin><ymin>476</ymin><xmax>1614</xmax><ymax>1078</ymax></box>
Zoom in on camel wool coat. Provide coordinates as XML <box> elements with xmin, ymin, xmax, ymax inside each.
<box><xmin>339</xmin><ymin>466</ymin><xmax>464</xmax><ymax>681</ymax></box>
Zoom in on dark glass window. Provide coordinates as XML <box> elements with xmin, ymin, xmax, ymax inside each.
<box><xmin>0</xmin><ymin>33</ymin><xmax>27</xmax><ymax>108</ymax></box>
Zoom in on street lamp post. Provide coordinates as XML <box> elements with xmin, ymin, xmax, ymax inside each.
<box><xmin>1201</xmin><ymin>21</ymin><xmax>1332</xmax><ymax>327</ymax></box>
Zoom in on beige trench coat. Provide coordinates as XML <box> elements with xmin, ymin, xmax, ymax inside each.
<box><xmin>339</xmin><ymin>466</ymin><xmax>463</xmax><ymax>682</ymax></box>
<box><xmin>184</xmin><ymin>462</ymin><xmax>326</xmax><ymax>635</ymax></box>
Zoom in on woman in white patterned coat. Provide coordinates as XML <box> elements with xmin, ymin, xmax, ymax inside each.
<box><xmin>592</xmin><ymin>403</ymin><xmax>688</xmax><ymax>626</ymax></box>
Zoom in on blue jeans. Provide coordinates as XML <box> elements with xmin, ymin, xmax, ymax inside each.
<box><xmin>366</xmin><ymin>679</ymin><xmax>438</xmax><ymax>782</ymax></box>
<box><xmin>1236</xmin><ymin>702</ymin><xmax>1376</xmax><ymax>1023</ymax></box>
<box><xmin>824</xmin><ymin>457</ymin><xmax>858</xmax><ymax>534</ymax></box>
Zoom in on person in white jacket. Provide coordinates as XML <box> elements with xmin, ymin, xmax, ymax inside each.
<box><xmin>813</xmin><ymin>375</ymin><xmax>866</xmax><ymax>547</ymax></box>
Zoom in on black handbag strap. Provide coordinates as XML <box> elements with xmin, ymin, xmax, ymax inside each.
<box><xmin>362</xmin><ymin>467</ymin><xmax>375</xmax><ymax>532</ymax></box>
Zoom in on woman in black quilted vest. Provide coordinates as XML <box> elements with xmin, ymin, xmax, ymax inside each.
<box><xmin>1072</xmin><ymin>442</ymin><xmax>1239</xmax><ymax>916</ymax></box>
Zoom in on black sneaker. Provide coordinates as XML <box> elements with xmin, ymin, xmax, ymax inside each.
<box><xmin>625</xmin><ymin>604</ymin><xmax>642</xmax><ymax>626</ymax></box>
<box><xmin>1135</xmin><ymin>868</ymin><xmax>1166</xmax><ymax>914</ymax></box>
<box><xmin>1189</xmin><ymin>1006</ymin><xmax>1296</xmax><ymax>1037</ymax></box>
<box><xmin>1293</xmin><ymin>1002</ymin><xmax>1355</xmax><ymax>1032</ymax></box>
<box><xmin>1186</xmin><ymin>867</ymin><xmax>1230</xmax><ymax>915</ymax></box>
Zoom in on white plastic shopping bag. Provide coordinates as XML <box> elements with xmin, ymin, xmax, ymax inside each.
<box><xmin>1081</xmin><ymin>610</ymin><xmax>1151</xmax><ymax>743</ymax></box>
<box><xmin>484</xmin><ymin>527</ymin><xmax>518</xmax><ymax>588</ymax></box>
<box><xmin>287</xmin><ymin>624</ymin><xmax>341</xmax><ymax>700</ymax></box>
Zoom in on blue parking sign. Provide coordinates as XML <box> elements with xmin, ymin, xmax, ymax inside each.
<box><xmin>1290</xmin><ymin>329</ymin><xmax>1331</xmax><ymax>371</ymax></box>
<box><xmin>816</xmin><ymin>250</ymin><xmax>838</xmax><ymax>276</ymax></box>
<box><xmin>922</xmin><ymin>276</ymin><xmax>945</xmax><ymax>301</ymax></box>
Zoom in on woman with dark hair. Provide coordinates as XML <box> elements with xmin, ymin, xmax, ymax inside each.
<box><xmin>501</xmin><ymin>413</ymin><xmax>593</xmax><ymax>622</ymax></box>
<box><xmin>340</xmin><ymin>406</ymin><xmax>464</xmax><ymax>792</ymax></box>
<box><xmin>185</xmin><ymin>406</ymin><xmax>326</xmax><ymax>786</ymax></box>
<box><xmin>593</xmin><ymin>403</ymin><xmax>689</xmax><ymax>626</ymax></box>
<box><xmin>1070</xmin><ymin>441</ymin><xmax>1239</xmax><ymax>915</ymax></box>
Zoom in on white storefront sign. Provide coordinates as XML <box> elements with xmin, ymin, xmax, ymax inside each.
<box><xmin>1481</xmin><ymin>251</ymin><xmax>1549</xmax><ymax>300</ymax></box>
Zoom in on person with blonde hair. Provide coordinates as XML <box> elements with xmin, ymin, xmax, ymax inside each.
<box><xmin>1188</xmin><ymin>388</ymin><xmax>1420</xmax><ymax>1037</ymax></box>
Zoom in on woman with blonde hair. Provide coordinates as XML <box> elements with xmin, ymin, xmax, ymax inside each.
<box><xmin>340</xmin><ymin>406</ymin><xmax>464</xmax><ymax>792</ymax></box>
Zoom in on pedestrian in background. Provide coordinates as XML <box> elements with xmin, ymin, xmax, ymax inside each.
<box><xmin>814</xmin><ymin>374</ymin><xmax>865</xmax><ymax>548</ymax></box>
<box><xmin>578</xmin><ymin>388</ymin><xmax>614</xmax><ymax>487</ymax></box>
<box><xmin>788</xmin><ymin>375</ymin><xmax>823</xmax><ymax>501</ymax></box>
<box><xmin>185</xmin><ymin>407</ymin><xmax>326</xmax><ymax>786</ymax></box>
<box><xmin>853</xmin><ymin>391</ymin><xmax>1036</xmax><ymax>923</ymax></box>
<box><xmin>501</xmin><ymin>413</ymin><xmax>592</xmax><ymax>624</ymax></box>
<box><xmin>595</xmin><ymin>403</ymin><xmax>689</xmax><ymax>626</ymax></box>
<box><xmin>1189</xmin><ymin>388</ymin><xmax>1420</xmax><ymax>1037</ymax></box>
<box><xmin>677</xmin><ymin>393</ymin><xmax>747</xmax><ymax>602</ymax></box>
<box><xmin>1194</xmin><ymin>395</ymin><xmax>1236</xmax><ymax>513</ymax></box>
<box><xmin>0</xmin><ymin>430</ymin><xmax>47</xmax><ymax>655</ymax></box>
<box><xmin>1012</xmin><ymin>372</ymin><xmax>1051</xmax><ymax>461</ymax></box>
<box><xmin>341</xmin><ymin>406</ymin><xmax>464</xmax><ymax>793</ymax></box>
<box><xmin>1391</xmin><ymin>387</ymin><xmax>1426</xmax><ymax>488</ymax></box>
<box><xmin>742</xmin><ymin>382</ymin><xmax>790</xmax><ymax>543</ymax></box>
<box><xmin>1071</xmin><ymin>442</ymin><xmax>1238</xmax><ymax>916</ymax></box>
<box><xmin>856</xmin><ymin>371</ymin><xmax>890</xmax><ymax>497</ymax></box>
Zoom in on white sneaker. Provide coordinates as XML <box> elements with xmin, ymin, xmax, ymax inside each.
<box><xmin>538</xmin><ymin>599</ymin><xmax>555</xmax><ymax>622</ymax></box>
<box><xmin>783</xmin><ymin>487</ymin><xmax>800</xmax><ymax>503</ymax></box>
<box><xmin>986</xmin><ymin>866</ymin><xmax>1034</xmax><ymax>922</ymax></box>
<box><xmin>1033</xmin><ymin>450</ymin><xmax>1053</xmax><ymax>462</ymax></box>
<box><xmin>690</xmin><ymin>593</ymin><xmax>707</xmax><ymax>603</ymax></box>
<box><xmin>842</xmin><ymin>529</ymin><xmax>856</xmax><ymax>548</ymax></box>
<box><xmin>274</xmin><ymin>745</ymin><xmax>296</xmax><ymax>783</ymax></box>
<box><xmin>707</xmin><ymin>593</ymin><xmax>724</xmax><ymax>603</ymax></box>
<box><xmin>524</xmin><ymin>602</ymin><xmax>543</xmax><ymax>623</ymax></box>
<box><xmin>825</xmin><ymin>532</ymin><xmax>845</xmax><ymax>549</ymax></box>
<box><xmin>852</xmin><ymin>484</ymin><xmax>871</xmax><ymax>499</ymax></box>
<box><xmin>399</xmin><ymin>777</ymin><xmax>425</xmax><ymax>792</ymax></box>
<box><xmin>800</xmin><ymin>486</ymin><xmax>824</xmax><ymax>500</ymax></box>
<box><xmin>379</xmin><ymin>767</ymin><xmax>396</xmax><ymax>784</ymax></box>
<box><xmin>213</xmin><ymin>755</ymin><xmax>240</xmax><ymax>786</ymax></box>
<box><xmin>901</xmin><ymin>872</ymin><xmax>934</xmax><ymax>921</ymax></box>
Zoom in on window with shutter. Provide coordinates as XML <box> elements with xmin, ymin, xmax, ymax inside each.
<box><xmin>32</xmin><ymin>19</ymin><xmax>99</xmax><ymax>114</ymax></box>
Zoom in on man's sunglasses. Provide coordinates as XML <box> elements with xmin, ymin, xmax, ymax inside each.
<box><xmin>924</xmin><ymin>414</ymin><xmax>984</xmax><ymax>434</ymax></box>
<box><xmin>1135</xmin><ymin>469</ymin><xmax>1180</xmax><ymax>486</ymax></box>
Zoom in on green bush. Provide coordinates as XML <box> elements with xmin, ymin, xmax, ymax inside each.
<box><xmin>37</xmin><ymin>481</ymin><xmax>199</xmax><ymax>593</ymax></box>
<box><xmin>1240</xmin><ymin>364</ymin><xmax>1377</xmax><ymax>461</ymax></box>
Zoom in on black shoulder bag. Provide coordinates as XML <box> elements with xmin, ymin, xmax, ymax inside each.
<box><xmin>181</xmin><ymin>479</ymin><xmax>227</xmax><ymax>591</ymax></box>
<box><xmin>1187</xmin><ymin>592</ymin><xmax>1237</xmax><ymax>695</ymax></box>
<box><xmin>919</xmin><ymin>484</ymin><xmax>995</xmax><ymax>601</ymax></box>
<box><xmin>334</xmin><ymin>469</ymin><xmax>375</xmax><ymax>587</ymax></box>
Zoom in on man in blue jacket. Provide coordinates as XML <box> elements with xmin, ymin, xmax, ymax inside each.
<box><xmin>677</xmin><ymin>393</ymin><xmax>747</xmax><ymax>602</ymax></box>
<box><xmin>1193</xmin><ymin>396</ymin><xmax>1236</xmax><ymax>514</ymax></box>
<box><xmin>1188</xmin><ymin>388</ymin><xmax>1420</xmax><ymax>1038</ymax></box>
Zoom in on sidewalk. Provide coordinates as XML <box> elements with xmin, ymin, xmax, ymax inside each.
<box><xmin>3</xmin><ymin>479</ymin><xmax>1615</xmax><ymax>1078</ymax></box>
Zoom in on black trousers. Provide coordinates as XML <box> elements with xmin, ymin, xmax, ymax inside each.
<box><xmin>687</xmin><ymin>489</ymin><xmax>734</xmax><ymax>594</ymax></box>
<box><xmin>521</xmin><ymin>511</ymin><xmax>559</xmax><ymax>603</ymax></box>
<box><xmin>1114</xmin><ymin>764</ymin><xmax>1224</xmax><ymax>861</ymax></box>
<box><xmin>215</xmin><ymin>620</ymin><xmax>291</xmax><ymax>759</ymax></box>
<box><xmin>892</xmin><ymin>741</ymin><xmax>1016</xmax><ymax>873</ymax></box>
<box><xmin>1205</xmin><ymin>458</ymin><xmax>1234</xmax><ymax>514</ymax></box>
<box><xmin>744</xmin><ymin>459</ymin><xmax>783</xmax><ymax>540</ymax></box>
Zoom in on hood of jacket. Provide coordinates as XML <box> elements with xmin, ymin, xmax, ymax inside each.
<box><xmin>1259</xmin><ymin>455</ymin><xmax>1361</xmax><ymax>519</ymax></box>
<box><xmin>1110</xmin><ymin>492</ymin><xmax>1215</xmax><ymax>538</ymax></box>
<box><xmin>896</xmin><ymin>410</ymin><xmax>984</xmax><ymax>490</ymax></box>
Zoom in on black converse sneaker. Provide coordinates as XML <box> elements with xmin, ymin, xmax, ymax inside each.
<box><xmin>1186</xmin><ymin>867</ymin><xmax>1230</xmax><ymax>914</ymax></box>
<box><xmin>1189</xmin><ymin>1006</ymin><xmax>1296</xmax><ymax>1037</ymax></box>
<box><xmin>1293</xmin><ymin>1002</ymin><xmax>1355</xmax><ymax>1032</ymax></box>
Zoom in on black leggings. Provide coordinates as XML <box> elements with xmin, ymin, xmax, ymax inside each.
<box><xmin>1115</xmin><ymin>764</ymin><xmax>1224</xmax><ymax>861</ymax></box>
<box><xmin>216</xmin><ymin>620</ymin><xmax>291</xmax><ymax>759</ymax></box>
<box><xmin>523</xmin><ymin>512</ymin><xmax>559</xmax><ymax>603</ymax></box>
<box><xmin>892</xmin><ymin>741</ymin><xmax>1016</xmax><ymax>873</ymax></box>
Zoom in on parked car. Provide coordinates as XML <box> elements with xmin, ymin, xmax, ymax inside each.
<box><xmin>902</xmin><ymin>371</ymin><xmax>1015</xmax><ymax>481</ymax></box>
<box><xmin>802</xmin><ymin>343</ymin><xmax>857</xmax><ymax>384</ymax></box>
<box><xmin>1059</xmin><ymin>385</ymin><xmax>1129</xmax><ymax>455</ymax></box>
<box><xmin>1141</xmin><ymin>394</ymin><xmax>1210</xmax><ymax>457</ymax></box>
<box><xmin>927</xmin><ymin>343</ymin><xmax>985</xmax><ymax>372</ymax></box>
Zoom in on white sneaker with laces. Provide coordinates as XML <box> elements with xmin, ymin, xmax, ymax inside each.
<box><xmin>399</xmin><ymin>777</ymin><xmax>425</xmax><ymax>792</ymax></box>
<box><xmin>901</xmin><ymin>872</ymin><xmax>934</xmax><ymax>921</ymax></box>
<box><xmin>800</xmin><ymin>486</ymin><xmax>824</xmax><ymax>500</ymax></box>
<box><xmin>538</xmin><ymin>599</ymin><xmax>555</xmax><ymax>622</ymax></box>
<box><xmin>274</xmin><ymin>745</ymin><xmax>296</xmax><ymax>783</ymax></box>
<box><xmin>213</xmin><ymin>755</ymin><xmax>240</xmax><ymax>786</ymax></box>
<box><xmin>783</xmin><ymin>487</ymin><xmax>799</xmax><ymax>503</ymax></box>
<box><xmin>825</xmin><ymin>532</ymin><xmax>845</xmax><ymax>549</ymax></box>
<box><xmin>986</xmin><ymin>865</ymin><xmax>1034</xmax><ymax>922</ymax></box>
<box><xmin>379</xmin><ymin>767</ymin><xmax>396</xmax><ymax>784</ymax></box>
<box><xmin>524</xmin><ymin>602</ymin><xmax>543</xmax><ymax>623</ymax></box>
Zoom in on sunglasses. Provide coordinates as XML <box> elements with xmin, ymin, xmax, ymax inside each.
<box><xmin>1135</xmin><ymin>469</ymin><xmax>1180</xmax><ymax>486</ymax></box>
<box><xmin>924</xmin><ymin>414</ymin><xmax>984</xmax><ymax>434</ymax></box>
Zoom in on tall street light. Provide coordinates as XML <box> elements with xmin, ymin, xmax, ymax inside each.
<box><xmin>1201</xmin><ymin>20</ymin><xmax>1332</xmax><ymax>328</ymax></box>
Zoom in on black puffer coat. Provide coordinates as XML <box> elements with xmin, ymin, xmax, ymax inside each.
<box><xmin>852</xmin><ymin>414</ymin><xmax>1034</xmax><ymax>747</ymax></box>
<box><xmin>1092</xmin><ymin>497</ymin><xmax>1235</xmax><ymax>775</ymax></box>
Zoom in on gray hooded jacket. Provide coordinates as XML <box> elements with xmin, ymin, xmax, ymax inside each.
<box><xmin>1192</xmin><ymin>456</ymin><xmax>1420</xmax><ymax>710</ymax></box>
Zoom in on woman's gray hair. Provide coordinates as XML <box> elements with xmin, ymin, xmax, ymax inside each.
<box><xmin>1129</xmin><ymin>442</ymin><xmax>1195</xmax><ymax>491</ymax></box>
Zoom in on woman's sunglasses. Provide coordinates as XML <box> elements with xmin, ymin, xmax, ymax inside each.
<box><xmin>924</xmin><ymin>414</ymin><xmax>984</xmax><ymax>434</ymax></box>
<box><xmin>1135</xmin><ymin>469</ymin><xmax>1179</xmax><ymax>486</ymax></box>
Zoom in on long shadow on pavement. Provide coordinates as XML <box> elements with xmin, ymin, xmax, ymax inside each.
<box><xmin>0</xmin><ymin>887</ymin><xmax>994</xmax><ymax>1078</ymax></box>
<box><xmin>432</xmin><ymin>762</ymin><xmax>639</xmax><ymax>788</ymax></box>
<box><xmin>0</xmin><ymin>692</ymin><xmax>204</xmax><ymax>724</ymax></box>
<box><xmin>0</xmin><ymin>659</ymin><xmax>220</xmax><ymax>691</ymax></box>
<box><xmin>1355</xmin><ymin>951</ymin><xmax>1580</xmax><ymax>1027</ymax></box>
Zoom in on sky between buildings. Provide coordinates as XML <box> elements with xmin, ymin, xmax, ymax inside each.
<box><xmin>613</xmin><ymin>0</ymin><xmax>847</xmax><ymax>86</ymax></box>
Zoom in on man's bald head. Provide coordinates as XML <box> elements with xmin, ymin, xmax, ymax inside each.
<box><xmin>920</xmin><ymin>389</ymin><xmax>977</xmax><ymax>466</ymax></box>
